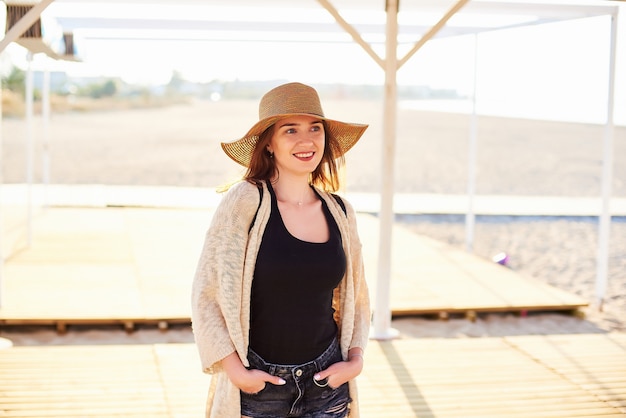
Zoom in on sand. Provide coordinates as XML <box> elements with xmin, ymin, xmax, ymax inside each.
<box><xmin>1</xmin><ymin>98</ymin><xmax>625</xmax><ymax>345</ymax></box>
<box><xmin>4</xmin><ymin>99</ymin><xmax>626</xmax><ymax>196</ymax></box>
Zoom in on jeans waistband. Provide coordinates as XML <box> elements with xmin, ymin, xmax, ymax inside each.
<box><xmin>247</xmin><ymin>337</ymin><xmax>340</xmax><ymax>377</ymax></box>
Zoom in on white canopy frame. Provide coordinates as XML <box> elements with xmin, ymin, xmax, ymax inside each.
<box><xmin>316</xmin><ymin>0</ymin><xmax>620</xmax><ymax>336</ymax></box>
<box><xmin>597</xmin><ymin>10</ymin><xmax>619</xmax><ymax>311</ymax></box>
<box><xmin>0</xmin><ymin>0</ymin><xmax>621</xmax><ymax>324</ymax></box>
<box><xmin>0</xmin><ymin>0</ymin><xmax>56</xmax><ymax>309</ymax></box>
<box><xmin>460</xmin><ymin>12</ymin><xmax>619</xmax><ymax>314</ymax></box>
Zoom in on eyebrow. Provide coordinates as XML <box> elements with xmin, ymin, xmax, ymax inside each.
<box><xmin>278</xmin><ymin>119</ymin><xmax>323</xmax><ymax>129</ymax></box>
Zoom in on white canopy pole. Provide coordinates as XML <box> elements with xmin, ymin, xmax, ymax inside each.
<box><xmin>42</xmin><ymin>66</ymin><xmax>51</xmax><ymax>207</ymax></box>
<box><xmin>316</xmin><ymin>0</ymin><xmax>384</xmax><ymax>69</ymax></box>
<box><xmin>371</xmin><ymin>0</ymin><xmax>399</xmax><ymax>340</ymax></box>
<box><xmin>465</xmin><ymin>33</ymin><xmax>479</xmax><ymax>253</ymax></box>
<box><xmin>26</xmin><ymin>51</ymin><xmax>34</xmax><ymax>247</ymax></box>
<box><xmin>397</xmin><ymin>0</ymin><xmax>470</xmax><ymax>70</ymax></box>
<box><xmin>595</xmin><ymin>11</ymin><xmax>618</xmax><ymax>310</ymax></box>
<box><xmin>0</xmin><ymin>0</ymin><xmax>54</xmax><ymax>308</ymax></box>
<box><xmin>0</xmin><ymin>78</ymin><xmax>4</xmax><ymax>308</ymax></box>
<box><xmin>372</xmin><ymin>0</ymin><xmax>471</xmax><ymax>339</ymax></box>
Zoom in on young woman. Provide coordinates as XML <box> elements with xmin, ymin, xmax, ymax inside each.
<box><xmin>191</xmin><ymin>82</ymin><xmax>370</xmax><ymax>418</ymax></box>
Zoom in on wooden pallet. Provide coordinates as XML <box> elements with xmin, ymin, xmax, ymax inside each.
<box><xmin>357</xmin><ymin>214</ymin><xmax>588</xmax><ymax>318</ymax></box>
<box><xmin>0</xmin><ymin>207</ymin><xmax>205</xmax><ymax>331</ymax></box>
<box><xmin>0</xmin><ymin>334</ymin><xmax>624</xmax><ymax>417</ymax></box>
<box><xmin>0</xmin><ymin>208</ymin><xmax>587</xmax><ymax>331</ymax></box>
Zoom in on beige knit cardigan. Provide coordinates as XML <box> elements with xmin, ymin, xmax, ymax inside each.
<box><xmin>191</xmin><ymin>180</ymin><xmax>371</xmax><ymax>418</ymax></box>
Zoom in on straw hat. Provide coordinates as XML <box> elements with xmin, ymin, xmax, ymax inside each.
<box><xmin>221</xmin><ymin>82</ymin><xmax>368</xmax><ymax>167</ymax></box>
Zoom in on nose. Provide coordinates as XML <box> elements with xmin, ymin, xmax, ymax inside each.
<box><xmin>297</xmin><ymin>132</ymin><xmax>315</xmax><ymax>144</ymax></box>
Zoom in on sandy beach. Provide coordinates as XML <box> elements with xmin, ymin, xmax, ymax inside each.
<box><xmin>4</xmin><ymin>99</ymin><xmax>626</xmax><ymax>196</ymax></box>
<box><xmin>1</xmin><ymin>98</ymin><xmax>625</xmax><ymax>344</ymax></box>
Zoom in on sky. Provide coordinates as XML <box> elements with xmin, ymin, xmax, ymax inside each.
<box><xmin>1</xmin><ymin>1</ymin><xmax>625</xmax><ymax>125</ymax></box>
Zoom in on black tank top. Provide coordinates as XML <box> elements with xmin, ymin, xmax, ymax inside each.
<box><xmin>249</xmin><ymin>183</ymin><xmax>346</xmax><ymax>364</ymax></box>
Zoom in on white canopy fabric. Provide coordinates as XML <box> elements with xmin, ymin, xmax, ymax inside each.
<box><xmin>0</xmin><ymin>0</ymin><xmax>621</xmax><ymax>335</ymax></box>
<box><xmin>5</xmin><ymin>0</ymin><xmax>617</xmax><ymax>37</ymax></box>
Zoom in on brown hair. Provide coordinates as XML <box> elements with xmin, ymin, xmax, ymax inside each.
<box><xmin>244</xmin><ymin>121</ymin><xmax>344</xmax><ymax>192</ymax></box>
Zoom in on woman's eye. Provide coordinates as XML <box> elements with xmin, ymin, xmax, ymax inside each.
<box><xmin>285</xmin><ymin>128</ymin><xmax>296</xmax><ymax>134</ymax></box>
<box><xmin>311</xmin><ymin>125</ymin><xmax>322</xmax><ymax>132</ymax></box>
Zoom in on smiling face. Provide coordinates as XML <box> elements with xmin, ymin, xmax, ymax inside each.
<box><xmin>267</xmin><ymin>115</ymin><xmax>326</xmax><ymax>178</ymax></box>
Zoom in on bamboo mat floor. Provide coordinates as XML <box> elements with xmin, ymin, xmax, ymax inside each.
<box><xmin>0</xmin><ymin>333</ymin><xmax>624</xmax><ymax>417</ymax></box>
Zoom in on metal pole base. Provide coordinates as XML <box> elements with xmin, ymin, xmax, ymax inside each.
<box><xmin>0</xmin><ymin>337</ymin><xmax>13</xmax><ymax>350</ymax></box>
<box><xmin>369</xmin><ymin>327</ymin><xmax>400</xmax><ymax>341</ymax></box>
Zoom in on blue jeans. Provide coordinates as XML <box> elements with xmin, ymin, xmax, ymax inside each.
<box><xmin>240</xmin><ymin>338</ymin><xmax>351</xmax><ymax>418</ymax></box>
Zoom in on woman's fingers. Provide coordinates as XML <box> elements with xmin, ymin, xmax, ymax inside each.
<box><xmin>251</xmin><ymin>369</ymin><xmax>286</xmax><ymax>386</ymax></box>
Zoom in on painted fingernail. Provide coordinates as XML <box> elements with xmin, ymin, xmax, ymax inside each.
<box><xmin>278</xmin><ymin>378</ymin><xmax>286</xmax><ymax>385</ymax></box>
<box><xmin>314</xmin><ymin>374</ymin><xmax>321</xmax><ymax>380</ymax></box>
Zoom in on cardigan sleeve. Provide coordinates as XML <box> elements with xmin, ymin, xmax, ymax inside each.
<box><xmin>323</xmin><ymin>190</ymin><xmax>370</xmax><ymax>355</ymax></box>
<box><xmin>344</xmin><ymin>198</ymin><xmax>371</xmax><ymax>351</ymax></box>
<box><xmin>191</xmin><ymin>181</ymin><xmax>260</xmax><ymax>374</ymax></box>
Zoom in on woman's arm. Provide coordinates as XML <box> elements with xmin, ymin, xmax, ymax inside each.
<box><xmin>191</xmin><ymin>182</ymin><xmax>261</xmax><ymax>373</ymax></box>
<box><xmin>313</xmin><ymin>346</ymin><xmax>364</xmax><ymax>388</ymax></box>
<box><xmin>221</xmin><ymin>351</ymin><xmax>286</xmax><ymax>394</ymax></box>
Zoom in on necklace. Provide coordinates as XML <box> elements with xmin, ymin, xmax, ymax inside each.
<box><xmin>272</xmin><ymin>181</ymin><xmax>312</xmax><ymax>207</ymax></box>
<box><xmin>282</xmin><ymin>196</ymin><xmax>308</xmax><ymax>207</ymax></box>
<box><xmin>295</xmin><ymin>190</ymin><xmax>309</xmax><ymax>206</ymax></box>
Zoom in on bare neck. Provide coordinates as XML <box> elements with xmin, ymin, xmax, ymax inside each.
<box><xmin>271</xmin><ymin>174</ymin><xmax>316</xmax><ymax>206</ymax></box>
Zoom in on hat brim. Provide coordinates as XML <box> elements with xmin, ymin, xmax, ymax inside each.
<box><xmin>221</xmin><ymin>113</ymin><xmax>368</xmax><ymax>168</ymax></box>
